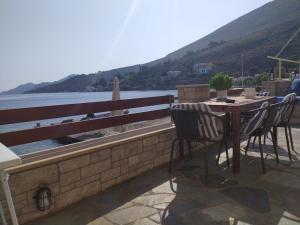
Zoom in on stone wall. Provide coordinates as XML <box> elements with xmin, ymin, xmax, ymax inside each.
<box><xmin>261</xmin><ymin>80</ymin><xmax>291</xmax><ymax>96</ymax></box>
<box><xmin>291</xmin><ymin>102</ymin><xmax>300</xmax><ymax>125</ymax></box>
<box><xmin>177</xmin><ymin>85</ymin><xmax>244</xmax><ymax>103</ymax></box>
<box><xmin>177</xmin><ymin>84</ymin><xmax>210</xmax><ymax>103</ymax></box>
<box><xmin>0</xmin><ymin>127</ymin><xmax>178</xmax><ymax>225</ymax></box>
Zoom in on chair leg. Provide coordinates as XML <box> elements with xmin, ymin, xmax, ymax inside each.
<box><xmin>288</xmin><ymin>125</ymin><xmax>295</xmax><ymax>152</ymax></box>
<box><xmin>216</xmin><ymin>140</ymin><xmax>224</xmax><ymax>165</ymax></box>
<box><xmin>284</xmin><ymin>126</ymin><xmax>292</xmax><ymax>160</ymax></box>
<box><xmin>204</xmin><ymin>147</ymin><xmax>208</xmax><ymax>183</ymax></box>
<box><xmin>259</xmin><ymin>136</ymin><xmax>266</xmax><ymax>174</ymax></box>
<box><xmin>263</xmin><ymin>134</ymin><xmax>266</xmax><ymax>145</ymax></box>
<box><xmin>252</xmin><ymin>136</ymin><xmax>257</xmax><ymax>148</ymax></box>
<box><xmin>270</xmin><ymin>132</ymin><xmax>279</xmax><ymax>163</ymax></box>
<box><xmin>224</xmin><ymin>138</ymin><xmax>230</xmax><ymax>168</ymax></box>
<box><xmin>187</xmin><ymin>141</ymin><xmax>193</xmax><ymax>160</ymax></box>
<box><xmin>169</xmin><ymin>139</ymin><xmax>177</xmax><ymax>173</ymax></box>
<box><xmin>245</xmin><ymin>136</ymin><xmax>251</xmax><ymax>155</ymax></box>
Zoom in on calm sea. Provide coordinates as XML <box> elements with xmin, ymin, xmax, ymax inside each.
<box><xmin>0</xmin><ymin>91</ymin><xmax>176</xmax><ymax>155</ymax></box>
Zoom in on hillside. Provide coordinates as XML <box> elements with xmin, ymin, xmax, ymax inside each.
<box><xmin>25</xmin><ymin>65</ymin><xmax>140</xmax><ymax>93</ymax></box>
<box><xmin>114</xmin><ymin>19</ymin><xmax>300</xmax><ymax>90</ymax></box>
<box><xmin>1</xmin><ymin>74</ymin><xmax>78</xmax><ymax>94</ymax></box>
<box><xmin>150</xmin><ymin>0</ymin><xmax>300</xmax><ymax>64</ymax></box>
<box><xmin>0</xmin><ymin>82</ymin><xmax>50</xmax><ymax>95</ymax></box>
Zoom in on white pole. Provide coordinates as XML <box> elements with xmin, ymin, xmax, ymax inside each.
<box><xmin>241</xmin><ymin>53</ymin><xmax>244</xmax><ymax>88</ymax></box>
<box><xmin>0</xmin><ymin>171</ymin><xmax>19</xmax><ymax>225</ymax></box>
<box><xmin>0</xmin><ymin>200</ymin><xmax>8</xmax><ymax>225</ymax></box>
<box><xmin>279</xmin><ymin>60</ymin><xmax>282</xmax><ymax>80</ymax></box>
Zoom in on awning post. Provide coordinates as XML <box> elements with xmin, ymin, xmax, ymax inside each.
<box><xmin>278</xmin><ymin>60</ymin><xmax>282</xmax><ymax>80</ymax></box>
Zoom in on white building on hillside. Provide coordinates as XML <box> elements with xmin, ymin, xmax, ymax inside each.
<box><xmin>192</xmin><ymin>63</ymin><xmax>213</xmax><ymax>75</ymax></box>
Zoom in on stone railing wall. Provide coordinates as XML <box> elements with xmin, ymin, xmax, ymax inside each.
<box><xmin>177</xmin><ymin>84</ymin><xmax>210</xmax><ymax>103</ymax></box>
<box><xmin>261</xmin><ymin>80</ymin><xmax>291</xmax><ymax>96</ymax></box>
<box><xmin>291</xmin><ymin>102</ymin><xmax>300</xmax><ymax>125</ymax></box>
<box><xmin>177</xmin><ymin>84</ymin><xmax>244</xmax><ymax>103</ymax></box>
<box><xmin>0</xmin><ymin>126</ymin><xmax>179</xmax><ymax>225</ymax></box>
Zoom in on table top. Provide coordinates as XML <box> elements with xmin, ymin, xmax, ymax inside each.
<box><xmin>205</xmin><ymin>96</ymin><xmax>277</xmax><ymax>112</ymax></box>
<box><xmin>0</xmin><ymin>143</ymin><xmax>21</xmax><ymax>170</ymax></box>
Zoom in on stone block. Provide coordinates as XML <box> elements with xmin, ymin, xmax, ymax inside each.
<box><xmin>143</xmin><ymin>136</ymin><xmax>158</xmax><ymax>147</ymax></box>
<box><xmin>10</xmin><ymin>164</ymin><xmax>58</xmax><ymax>194</ymax></box>
<box><xmin>79</xmin><ymin>181</ymin><xmax>101</xmax><ymax>198</ymax></box>
<box><xmin>0</xmin><ymin>186</ymin><xmax>4</xmax><ymax>201</ymax></box>
<box><xmin>137</xmin><ymin>162</ymin><xmax>153</xmax><ymax>175</ymax></box>
<box><xmin>77</xmin><ymin>174</ymin><xmax>100</xmax><ymax>187</ymax></box>
<box><xmin>102</xmin><ymin>179</ymin><xmax>117</xmax><ymax>191</ymax></box>
<box><xmin>90</xmin><ymin>149</ymin><xmax>111</xmax><ymax>163</ymax></box>
<box><xmin>101</xmin><ymin>167</ymin><xmax>121</xmax><ymax>182</ymax></box>
<box><xmin>20</xmin><ymin>204</ymin><xmax>37</xmax><ymax>215</ymax></box>
<box><xmin>139</xmin><ymin>151</ymin><xmax>154</xmax><ymax>163</ymax></box>
<box><xmin>262</xmin><ymin>80</ymin><xmax>291</xmax><ymax>96</ymax></box>
<box><xmin>177</xmin><ymin>84</ymin><xmax>209</xmax><ymax>103</ymax></box>
<box><xmin>143</xmin><ymin>144</ymin><xmax>157</xmax><ymax>153</ymax></box>
<box><xmin>157</xmin><ymin>141</ymin><xmax>172</xmax><ymax>155</ymax></box>
<box><xmin>111</xmin><ymin>145</ymin><xmax>127</xmax><ymax>162</ymax></box>
<box><xmin>55</xmin><ymin>188</ymin><xmax>81</xmax><ymax>210</ymax></box>
<box><xmin>154</xmin><ymin>154</ymin><xmax>169</xmax><ymax>167</ymax></box>
<box><xmin>116</xmin><ymin>171</ymin><xmax>136</xmax><ymax>184</ymax></box>
<box><xmin>137</xmin><ymin>140</ymin><xmax>143</xmax><ymax>153</ymax></box>
<box><xmin>111</xmin><ymin>142</ymin><xmax>140</xmax><ymax>162</ymax></box>
<box><xmin>159</xmin><ymin>131</ymin><xmax>175</xmax><ymax>142</ymax></box>
<box><xmin>58</xmin><ymin>155</ymin><xmax>90</xmax><ymax>173</ymax></box>
<box><xmin>128</xmin><ymin>155</ymin><xmax>140</xmax><ymax>167</ymax></box>
<box><xmin>125</xmin><ymin>141</ymin><xmax>140</xmax><ymax>157</ymax></box>
<box><xmin>81</xmin><ymin>159</ymin><xmax>111</xmax><ymax>178</ymax></box>
<box><xmin>15</xmin><ymin>199</ymin><xmax>27</xmax><ymax>211</ymax></box>
<box><xmin>59</xmin><ymin>169</ymin><xmax>80</xmax><ymax>186</ymax></box>
<box><xmin>12</xmin><ymin>193</ymin><xmax>27</xmax><ymax>204</ymax></box>
<box><xmin>19</xmin><ymin>206</ymin><xmax>55</xmax><ymax>225</ymax></box>
<box><xmin>60</xmin><ymin>182</ymin><xmax>77</xmax><ymax>194</ymax></box>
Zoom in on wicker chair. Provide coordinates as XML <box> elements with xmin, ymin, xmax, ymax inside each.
<box><xmin>274</xmin><ymin>93</ymin><xmax>297</xmax><ymax>160</ymax></box>
<box><xmin>170</xmin><ymin>105</ymin><xmax>229</xmax><ymax>182</ymax></box>
<box><xmin>244</xmin><ymin>102</ymin><xmax>284</xmax><ymax>173</ymax></box>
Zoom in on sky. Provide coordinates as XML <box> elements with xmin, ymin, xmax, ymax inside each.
<box><xmin>0</xmin><ymin>0</ymin><xmax>272</xmax><ymax>92</ymax></box>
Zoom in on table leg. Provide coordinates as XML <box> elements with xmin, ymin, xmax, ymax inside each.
<box><xmin>232</xmin><ymin>108</ymin><xmax>241</xmax><ymax>173</ymax></box>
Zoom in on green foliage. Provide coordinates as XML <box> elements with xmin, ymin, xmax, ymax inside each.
<box><xmin>209</xmin><ymin>73</ymin><xmax>233</xmax><ymax>90</ymax></box>
<box><xmin>233</xmin><ymin>73</ymin><xmax>270</xmax><ymax>87</ymax></box>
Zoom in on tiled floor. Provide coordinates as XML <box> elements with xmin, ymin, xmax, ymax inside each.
<box><xmin>27</xmin><ymin>127</ymin><xmax>300</xmax><ymax>225</ymax></box>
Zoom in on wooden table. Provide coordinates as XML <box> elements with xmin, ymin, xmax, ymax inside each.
<box><xmin>205</xmin><ymin>96</ymin><xmax>277</xmax><ymax>173</ymax></box>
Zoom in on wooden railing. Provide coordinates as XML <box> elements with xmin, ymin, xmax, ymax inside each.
<box><xmin>0</xmin><ymin>95</ymin><xmax>174</xmax><ymax>147</ymax></box>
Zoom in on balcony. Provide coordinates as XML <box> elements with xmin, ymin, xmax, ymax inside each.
<box><xmin>23</xmin><ymin>127</ymin><xmax>300</xmax><ymax>225</ymax></box>
<box><xmin>0</xmin><ymin>90</ymin><xmax>299</xmax><ymax>225</ymax></box>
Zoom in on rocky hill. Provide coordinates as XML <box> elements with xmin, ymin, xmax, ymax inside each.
<box><xmin>150</xmin><ymin>0</ymin><xmax>300</xmax><ymax>64</ymax></box>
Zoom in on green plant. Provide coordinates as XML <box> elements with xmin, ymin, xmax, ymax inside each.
<box><xmin>209</xmin><ymin>73</ymin><xmax>233</xmax><ymax>91</ymax></box>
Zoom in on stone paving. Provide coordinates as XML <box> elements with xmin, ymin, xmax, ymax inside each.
<box><xmin>27</xmin><ymin>127</ymin><xmax>300</xmax><ymax>225</ymax></box>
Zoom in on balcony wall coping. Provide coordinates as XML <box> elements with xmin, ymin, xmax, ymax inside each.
<box><xmin>7</xmin><ymin>123</ymin><xmax>174</xmax><ymax>174</ymax></box>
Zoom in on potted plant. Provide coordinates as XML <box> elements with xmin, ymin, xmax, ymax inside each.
<box><xmin>209</xmin><ymin>73</ymin><xmax>233</xmax><ymax>99</ymax></box>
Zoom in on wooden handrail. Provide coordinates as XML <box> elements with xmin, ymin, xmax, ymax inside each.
<box><xmin>0</xmin><ymin>109</ymin><xmax>170</xmax><ymax>147</ymax></box>
<box><xmin>0</xmin><ymin>95</ymin><xmax>174</xmax><ymax>125</ymax></box>
<box><xmin>0</xmin><ymin>95</ymin><xmax>175</xmax><ymax>147</ymax></box>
